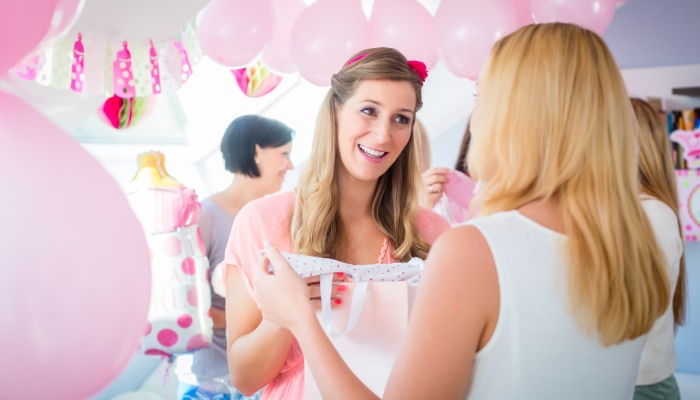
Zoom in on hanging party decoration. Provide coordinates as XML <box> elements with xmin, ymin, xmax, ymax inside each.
<box><xmin>670</xmin><ymin>127</ymin><xmax>700</xmax><ymax>169</ymax></box>
<box><xmin>149</xmin><ymin>40</ymin><xmax>162</xmax><ymax>94</ymax></box>
<box><xmin>99</xmin><ymin>94</ymin><xmax>157</xmax><ymax>130</ymax></box>
<box><xmin>291</xmin><ymin>0</ymin><xmax>370</xmax><ymax>87</ymax></box>
<box><xmin>13</xmin><ymin>29</ymin><xmax>201</xmax><ymax>97</ymax></box>
<box><xmin>195</xmin><ymin>0</ymin><xmax>275</xmax><ymax>68</ymax></box>
<box><xmin>676</xmin><ymin>170</ymin><xmax>700</xmax><ymax>241</ymax></box>
<box><xmin>369</xmin><ymin>0</ymin><xmax>438</xmax><ymax>70</ymax></box>
<box><xmin>260</xmin><ymin>0</ymin><xmax>306</xmax><ymax>74</ymax></box>
<box><xmin>70</xmin><ymin>33</ymin><xmax>85</xmax><ymax>92</ymax></box>
<box><xmin>0</xmin><ymin>91</ymin><xmax>151</xmax><ymax>400</ymax></box>
<box><xmin>114</xmin><ymin>42</ymin><xmax>136</xmax><ymax>98</ymax></box>
<box><xmin>435</xmin><ymin>0</ymin><xmax>519</xmax><ymax>80</ymax></box>
<box><xmin>529</xmin><ymin>0</ymin><xmax>617</xmax><ymax>36</ymax></box>
<box><xmin>231</xmin><ymin>61</ymin><xmax>284</xmax><ymax>98</ymax></box>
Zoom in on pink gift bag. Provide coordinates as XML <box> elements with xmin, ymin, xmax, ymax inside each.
<box><xmin>433</xmin><ymin>170</ymin><xmax>477</xmax><ymax>225</ymax></box>
<box><xmin>304</xmin><ymin>281</ymin><xmax>410</xmax><ymax>399</ymax></box>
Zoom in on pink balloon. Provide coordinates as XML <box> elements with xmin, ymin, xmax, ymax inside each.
<box><xmin>40</xmin><ymin>0</ymin><xmax>85</xmax><ymax>48</ymax></box>
<box><xmin>260</xmin><ymin>0</ymin><xmax>306</xmax><ymax>74</ymax></box>
<box><xmin>290</xmin><ymin>0</ymin><xmax>369</xmax><ymax>87</ymax></box>
<box><xmin>0</xmin><ymin>0</ymin><xmax>59</xmax><ymax>72</ymax></box>
<box><xmin>0</xmin><ymin>91</ymin><xmax>151</xmax><ymax>399</ymax></box>
<box><xmin>529</xmin><ymin>0</ymin><xmax>617</xmax><ymax>35</ymax></box>
<box><xmin>196</xmin><ymin>0</ymin><xmax>275</xmax><ymax>68</ymax></box>
<box><xmin>369</xmin><ymin>0</ymin><xmax>438</xmax><ymax>70</ymax></box>
<box><xmin>435</xmin><ymin>0</ymin><xmax>519</xmax><ymax>80</ymax></box>
<box><xmin>511</xmin><ymin>0</ymin><xmax>535</xmax><ymax>28</ymax></box>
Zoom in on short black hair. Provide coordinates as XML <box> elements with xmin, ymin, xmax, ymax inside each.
<box><xmin>221</xmin><ymin>115</ymin><xmax>294</xmax><ymax>177</ymax></box>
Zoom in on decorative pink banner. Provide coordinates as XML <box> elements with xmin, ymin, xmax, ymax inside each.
<box><xmin>676</xmin><ymin>170</ymin><xmax>700</xmax><ymax>241</ymax></box>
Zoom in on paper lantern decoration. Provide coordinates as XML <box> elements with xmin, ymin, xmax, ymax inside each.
<box><xmin>99</xmin><ymin>94</ymin><xmax>156</xmax><ymax>130</ymax></box>
<box><xmin>676</xmin><ymin>170</ymin><xmax>700</xmax><ymax>241</ymax></box>
<box><xmin>231</xmin><ymin>61</ymin><xmax>283</xmax><ymax>98</ymax></box>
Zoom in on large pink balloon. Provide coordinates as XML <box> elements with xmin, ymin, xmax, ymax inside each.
<box><xmin>511</xmin><ymin>0</ymin><xmax>535</xmax><ymax>28</ymax></box>
<box><xmin>0</xmin><ymin>91</ymin><xmax>151</xmax><ymax>399</ymax></box>
<box><xmin>40</xmin><ymin>0</ymin><xmax>85</xmax><ymax>48</ymax></box>
<box><xmin>435</xmin><ymin>0</ymin><xmax>519</xmax><ymax>80</ymax></box>
<box><xmin>369</xmin><ymin>0</ymin><xmax>438</xmax><ymax>70</ymax></box>
<box><xmin>261</xmin><ymin>0</ymin><xmax>306</xmax><ymax>74</ymax></box>
<box><xmin>0</xmin><ymin>0</ymin><xmax>59</xmax><ymax>72</ymax></box>
<box><xmin>529</xmin><ymin>0</ymin><xmax>617</xmax><ymax>35</ymax></box>
<box><xmin>290</xmin><ymin>0</ymin><xmax>369</xmax><ymax>87</ymax></box>
<box><xmin>196</xmin><ymin>0</ymin><xmax>275</xmax><ymax>68</ymax></box>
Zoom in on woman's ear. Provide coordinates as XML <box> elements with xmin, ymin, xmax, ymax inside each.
<box><xmin>254</xmin><ymin>144</ymin><xmax>261</xmax><ymax>164</ymax></box>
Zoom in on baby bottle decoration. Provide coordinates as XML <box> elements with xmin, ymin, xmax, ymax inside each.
<box><xmin>114</xmin><ymin>41</ymin><xmax>136</xmax><ymax>98</ymax></box>
<box><xmin>104</xmin><ymin>43</ymin><xmax>114</xmax><ymax>97</ymax></box>
<box><xmin>70</xmin><ymin>34</ymin><xmax>85</xmax><ymax>92</ymax></box>
<box><xmin>150</xmin><ymin>40</ymin><xmax>162</xmax><ymax>94</ymax></box>
<box><xmin>15</xmin><ymin>55</ymin><xmax>40</xmax><ymax>80</ymax></box>
<box><xmin>126</xmin><ymin>152</ymin><xmax>213</xmax><ymax>358</ymax></box>
<box><xmin>173</xmin><ymin>40</ymin><xmax>193</xmax><ymax>83</ymax></box>
<box><xmin>50</xmin><ymin>36</ymin><xmax>73</xmax><ymax>89</ymax></box>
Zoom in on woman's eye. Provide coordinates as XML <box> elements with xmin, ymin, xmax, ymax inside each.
<box><xmin>361</xmin><ymin>108</ymin><xmax>376</xmax><ymax>116</ymax></box>
<box><xmin>394</xmin><ymin>115</ymin><xmax>410</xmax><ymax>124</ymax></box>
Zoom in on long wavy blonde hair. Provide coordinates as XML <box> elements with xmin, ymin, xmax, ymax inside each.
<box><xmin>291</xmin><ymin>48</ymin><xmax>429</xmax><ymax>261</ymax></box>
<box><xmin>631</xmin><ymin>98</ymin><xmax>687</xmax><ymax>327</ymax></box>
<box><xmin>468</xmin><ymin>23</ymin><xmax>670</xmax><ymax>346</ymax></box>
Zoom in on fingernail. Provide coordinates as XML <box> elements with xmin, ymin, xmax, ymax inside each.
<box><xmin>334</xmin><ymin>299</ymin><xmax>343</xmax><ymax>305</ymax></box>
<box><xmin>337</xmin><ymin>285</ymin><xmax>347</xmax><ymax>292</ymax></box>
<box><xmin>264</xmin><ymin>241</ymin><xmax>272</xmax><ymax>249</ymax></box>
<box><xmin>337</xmin><ymin>272</ymin><xmax>344</xmax><ymax>278</ymax></box>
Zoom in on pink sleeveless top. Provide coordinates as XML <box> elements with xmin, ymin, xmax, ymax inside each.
<box><xmin>224</xmin><ymin>191</ymin><xmax>450</xmax><ymax>400</ymax></box>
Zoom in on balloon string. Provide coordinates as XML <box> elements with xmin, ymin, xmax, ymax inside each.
<box><xmin>161</xmin><ymin>355</ymin><xmax>175</xmax><ymax>387</ymax></box>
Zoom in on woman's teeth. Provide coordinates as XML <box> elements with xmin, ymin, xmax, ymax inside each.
<box><xmin>359</xmin><ymin>144</ymin><xmax>386</xmax><ymax>158</ymax></box>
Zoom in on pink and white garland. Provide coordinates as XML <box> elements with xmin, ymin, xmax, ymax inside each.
<box><xmin>14</xmin><ymin>22</ymin><xmax>201</xmax><ymax>98</ymax></box>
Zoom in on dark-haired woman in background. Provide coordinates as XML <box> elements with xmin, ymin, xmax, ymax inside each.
<box><xmin>176</xmin><ymin>114</ymin><xmax>294</xmax><ymax>400</ymax></box>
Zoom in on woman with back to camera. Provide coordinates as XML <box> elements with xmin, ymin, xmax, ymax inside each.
<box><xmin>176</xmin><ymin>114</ymin><xmax>294</xmax><ymax>400</ymax></box>
<box><xmin>253</xmin><ymin>23</ymin><xmax>671</xmax><ymax>400</ymax></box>
<box><xmin>222</xmin><ymin>48</ymin><xmax>451</xmax><ymax>399</ymax></box>
<box><xmin>631</xmin><ymin>98</ymin><xmax>686</xmax><ymax>400</ymax></box>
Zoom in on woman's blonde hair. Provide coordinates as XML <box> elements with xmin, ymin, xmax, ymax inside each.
<box><xmin>468</xmin><ymin>23</ymin><xmax>670</xmax><ymax>346</ymax></box>
<box><xmin>631</xmin><ymin>98</ymin><xmax>687</xmax><ymax>327</ymax></box>
<box><xmin>292</xmin><ymin>48</ymin><xmax>429</xmax><ymax>261</ymax></box>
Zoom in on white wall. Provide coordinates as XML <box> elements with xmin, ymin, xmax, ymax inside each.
<box><xmin>621</xmin><ymin>63</ymin><xmax>700</xmax><ymax>110</ymax></box>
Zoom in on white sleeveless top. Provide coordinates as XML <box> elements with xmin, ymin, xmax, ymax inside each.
<box><xmin>464</xmin><ymin>211</ymin><xmax>644</xmax><ymax>400</ymax></box>
<box><xmin>637</xmin><ymin>197</ymin><xmax>683</xmax><ymax>385</ymax></box>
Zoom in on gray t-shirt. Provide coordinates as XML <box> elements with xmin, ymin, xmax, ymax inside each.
<box><xmin>190</xmin><ymin>198</ymin><xmax>236</xmax><ymax>381</ymax></box>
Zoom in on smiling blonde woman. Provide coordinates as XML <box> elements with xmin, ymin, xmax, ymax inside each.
<box><xmin>222</xmin><ymin>48</ymin><xmax>450</xmax><ymax>400</ymax></box>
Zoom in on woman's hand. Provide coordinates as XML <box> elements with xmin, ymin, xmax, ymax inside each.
<box><xmin>422</xmin><ymin>167</ymin><xmax>451</xmax><ymax>206</ymax></box>
<box><xmin>254</xmin><ymin>245</ymin><xmax>345</xmax><ymax>332</ymax></box>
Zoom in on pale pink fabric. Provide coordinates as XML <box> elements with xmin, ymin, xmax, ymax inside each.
<box><xmin>224</xmin><ymin>191</ymin><xmax>450</xmax><ymax>400</ymax></box>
